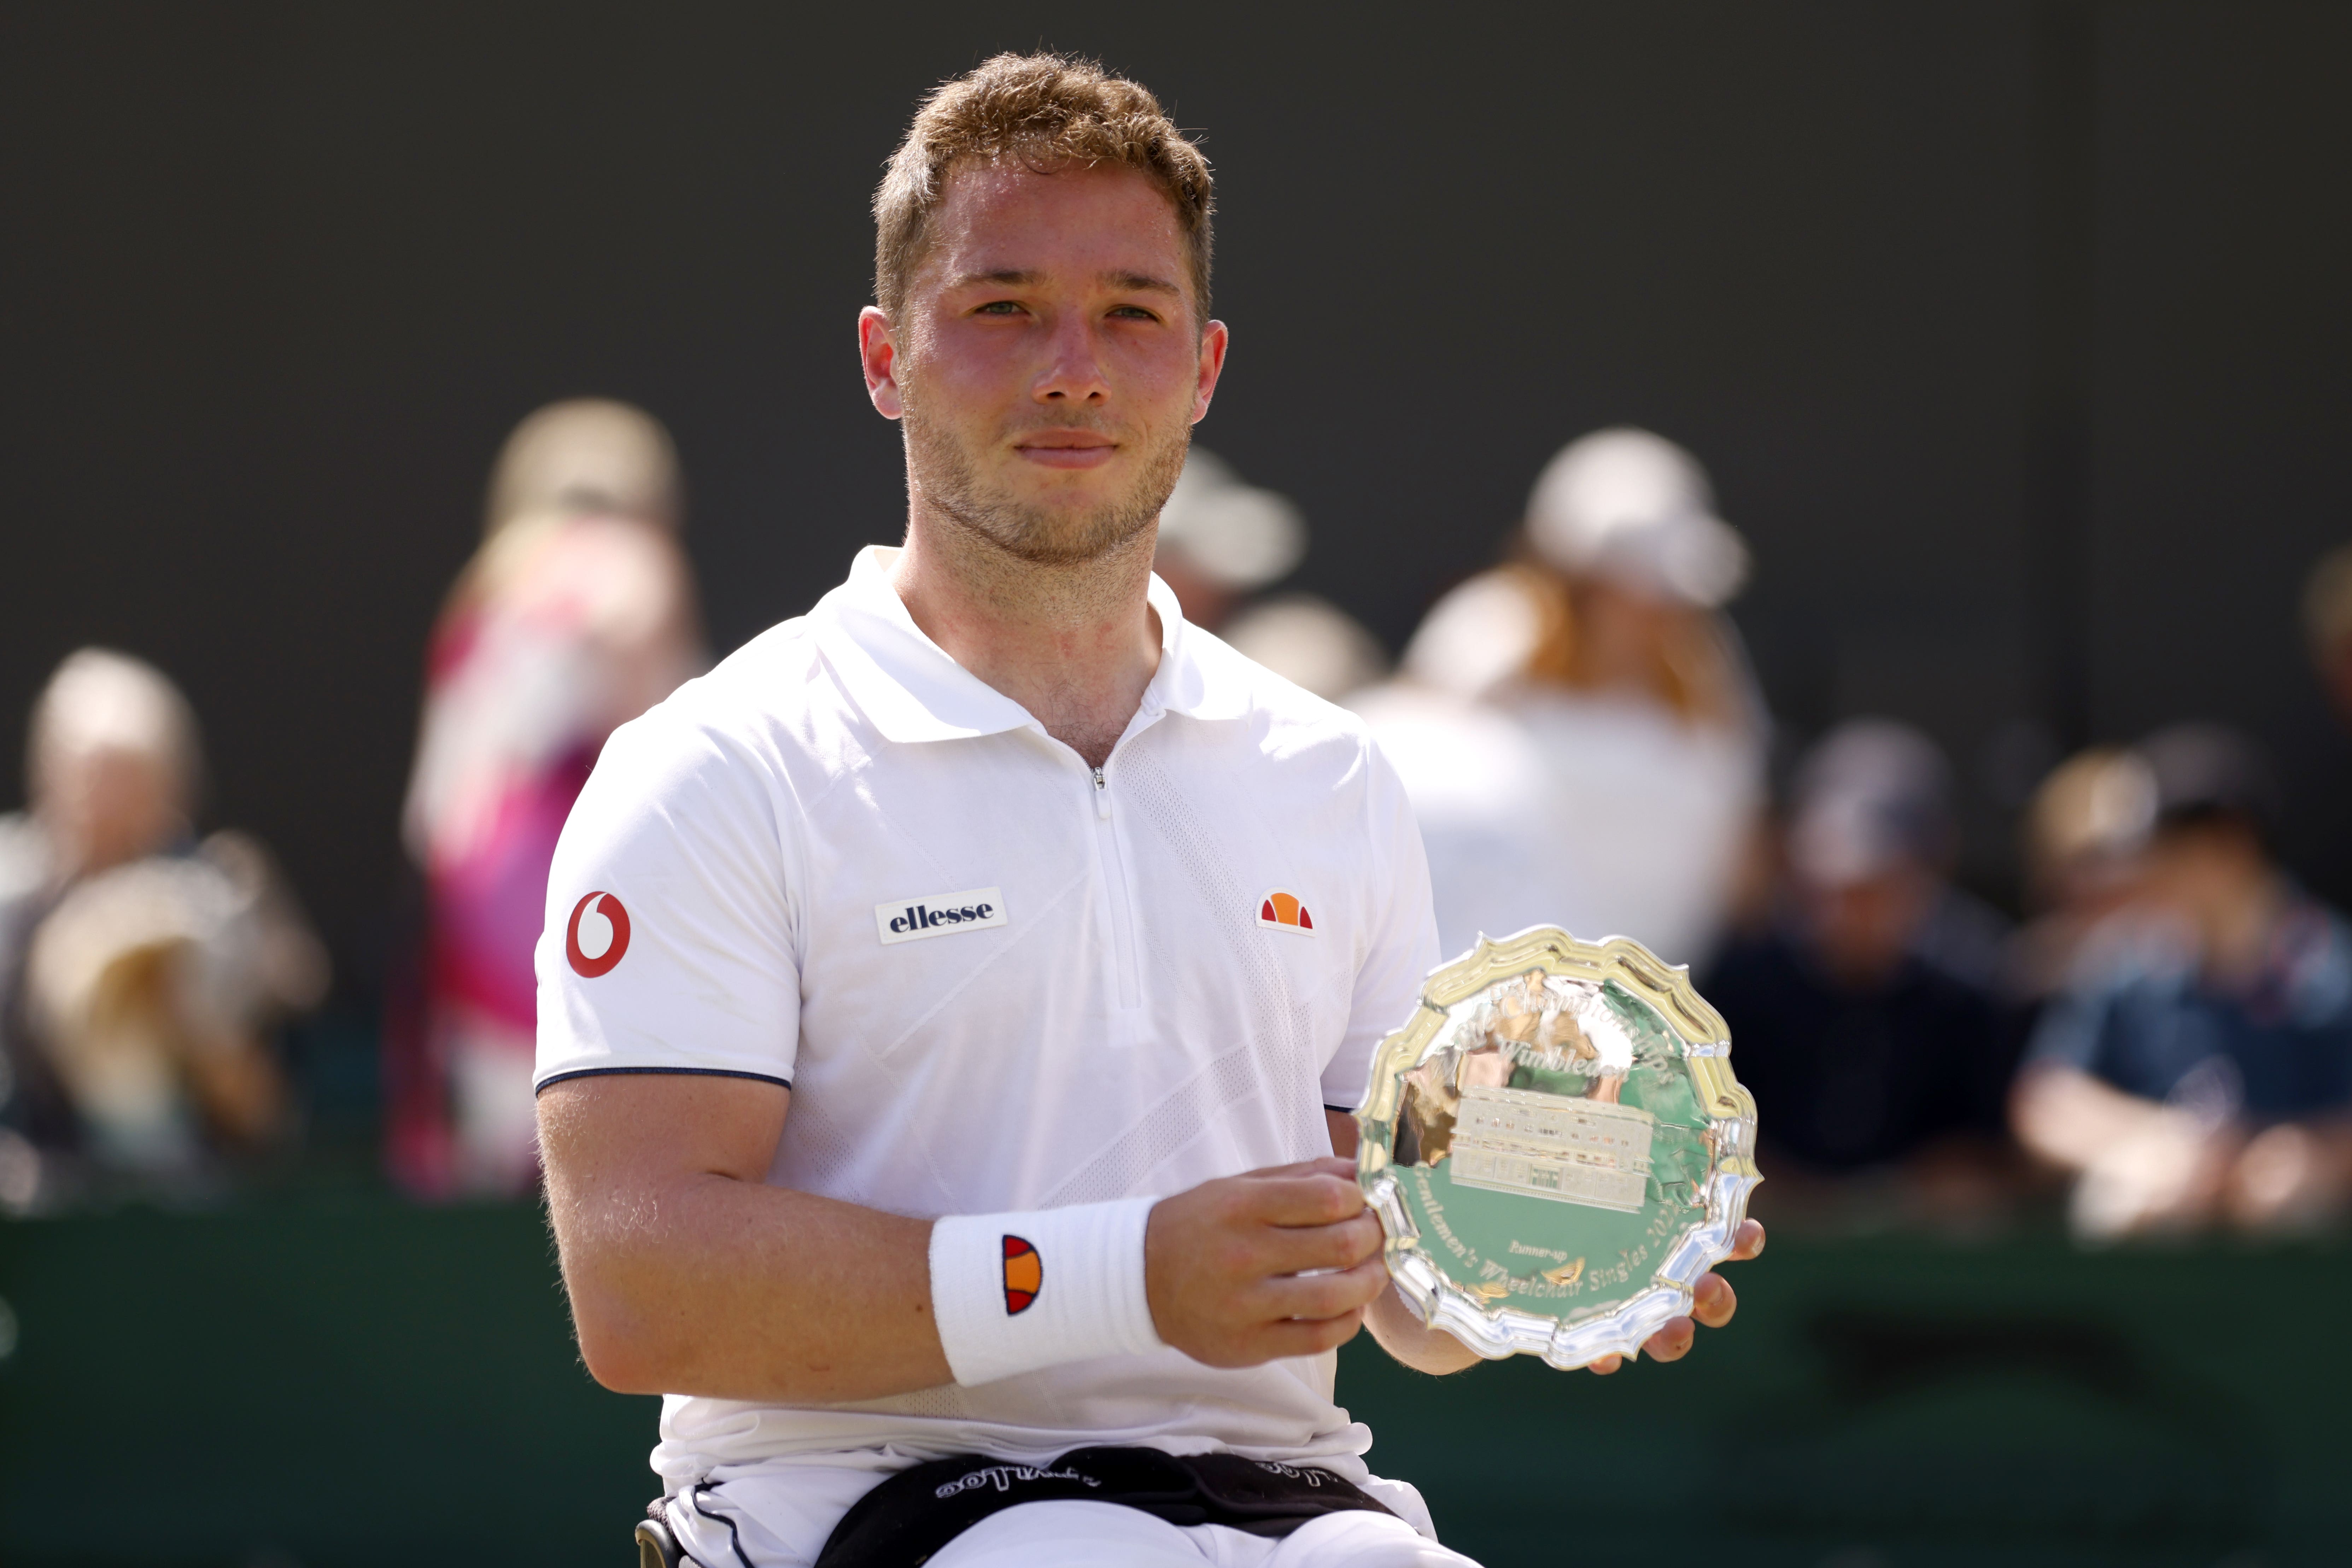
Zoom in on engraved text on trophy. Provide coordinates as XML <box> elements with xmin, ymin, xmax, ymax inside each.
<box><xmin>1447</xmin><ymin>1085</ymin><xmax>1655</xmax><ymax>1213</ymax></box>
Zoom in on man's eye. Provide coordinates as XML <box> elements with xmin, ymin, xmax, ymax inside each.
<box><xmin>975</xmin><ymin>300</ymin><xmax>1024</xmax><ymax>316</ymax></box>
<box><xmin>1109</xmin><ymin>306</ymin><xmax>1158</xmax><ymax>321</ymax></box>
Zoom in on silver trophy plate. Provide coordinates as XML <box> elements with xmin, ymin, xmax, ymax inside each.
<box><xmin>1355</xmin><ymin>926</ymin><xmax>1760</xmax><ymax>1369</ymax></box>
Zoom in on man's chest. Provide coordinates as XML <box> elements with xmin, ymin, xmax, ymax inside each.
<box><xmin>784</xmin><ymin>735</ymin><xmax>1367</xmax><ymax>1071</ymax></box>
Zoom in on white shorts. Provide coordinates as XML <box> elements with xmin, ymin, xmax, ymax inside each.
<box><xmin>665</xmin><ymin>1460</ymin><xmax>1481</xmax><ymax>1568</ymax></box>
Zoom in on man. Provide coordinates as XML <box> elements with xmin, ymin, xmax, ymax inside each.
<box><xmin>1704</xmin><ymin>720</ymin><xmax>2021</xmax><ymax>1198</ymax></box>
<box><xmin>537</xmin><ymin>55</ymin><xmax>1758</xmax><ymax>1568</ymax></box>
<box><xmin>2013</xmin><ymin>725</ymin><xmax>2352</xmax><ymax>1239</ymax></box>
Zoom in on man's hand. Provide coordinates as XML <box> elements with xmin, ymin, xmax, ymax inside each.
<box><xmin>1581</xmin><ymin>1218</ymin><xmax>1765</xmax><ymax>1375</ymax></box>
<box><xmin>1146</xmin><ymin>1157</ymin><xmax>1389</xmax><ymax>1368</ymax></box>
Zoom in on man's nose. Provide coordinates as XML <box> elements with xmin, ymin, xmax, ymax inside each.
<box><xmin>1033</xmin><ymin>316</ymin><xmax>1110</xmax><ymax>404</ymax></box>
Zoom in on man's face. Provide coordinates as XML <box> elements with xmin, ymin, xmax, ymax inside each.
<box><xmin>39</xmin><ymin>744</ymin><xmax>183</xmax><ymax>876</ymax></box>
<box><xmin>861</xmin><ymin>162</ymin><xmax>1227</xmax><ymax>566</ymax></box>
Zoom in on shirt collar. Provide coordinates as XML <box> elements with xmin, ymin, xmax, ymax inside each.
<box><xmin>811</xmin><ymin>545</ymin><xmax>1251</xmax><ymax>745</ymax></box>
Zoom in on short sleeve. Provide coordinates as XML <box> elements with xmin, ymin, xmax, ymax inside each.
<box><xmin>1321</xmin><ymin>739</ymin><xmax>1442</xmax><ymax>1110</ymax></box>
<box><xmin>535</xmin><ymin>707</ymin><xmax>801</xmax><ymax>1091</ymax></box>
<box><xmin>2024</xmin><ymin>975</ymin><xmax>2114</xmax><ymax>1079</ymax></box>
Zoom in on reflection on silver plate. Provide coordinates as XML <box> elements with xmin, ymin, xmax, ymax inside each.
<box><xmin>1354</xmin><ymin>925</ymin><xmax>1760</xmax><ymax>1370</ymax></box>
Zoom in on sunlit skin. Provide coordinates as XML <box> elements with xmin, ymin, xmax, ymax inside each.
<box><xmin>540</xmin><ymin>158</ymin><xmax>1757</xmax><ymax>1407</ymax></box>
<box><xmin>859</xmin><ymin>162</ymin><xmax>1226</xmax><ymax>769</ymax></box>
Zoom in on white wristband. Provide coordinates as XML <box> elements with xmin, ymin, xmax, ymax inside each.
<box><xmin>928</xmin><ymin>1197</ymin><xmax>1163</xmax><ymax>1386</ymax></box>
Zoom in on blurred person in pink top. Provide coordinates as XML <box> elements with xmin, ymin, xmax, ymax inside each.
<box><xmin>392</xmin><ymin>399</ymin><xmax>705</xmax><ymax>1196</ymax></box>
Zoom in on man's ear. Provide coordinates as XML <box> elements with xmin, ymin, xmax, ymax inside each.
<box><xmin>860</xmin><ymin>306</ymin><xmax>905</xmax><ymax>420</ymax></box>
<box><xmin>1190</xmin><ymin>318</ymin><xmax>1230</xmax><ymax>426</ymax></box>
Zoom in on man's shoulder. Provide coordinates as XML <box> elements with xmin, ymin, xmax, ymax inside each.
<box><xmin>1185</xmin><ymin>623</ymin><xmax>1382</xmax><ymax>768</ymax></box>
<box><xmin>594</xmin><ymin>616</ymin><xmax>861</xmax><ymax>791</ymax></box>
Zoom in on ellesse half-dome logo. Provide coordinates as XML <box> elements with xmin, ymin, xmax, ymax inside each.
<box><xmin>566</xmin><ymin>891</ymin><xmax>631</xmax><ymax>978</ymax></box>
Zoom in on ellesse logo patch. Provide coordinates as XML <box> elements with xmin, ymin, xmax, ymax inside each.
<box><xmin>1002</xmin><ymin>1234</ymin><xmax>1041</xmax><ymax>1315</ymax></box>
<box><xmin>1258</xmin><ymin>890</ymin><xmax>1314</xmax><ymax>934</ymax></box>
<box><xmin>874</xmin><ymin>887</ymin><xmax>1007</xmax><ymax>945</ymax></box>
<box><xmin>566</xmin><ymin>891</ymin><xmax>631</xmax><ymax>977</ymax></box>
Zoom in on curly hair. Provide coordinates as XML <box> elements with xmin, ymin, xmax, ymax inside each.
<box><xmin>874</xmin><ymin>53</ymin><xmax>1214</xmax><ymax>324</ymax></box>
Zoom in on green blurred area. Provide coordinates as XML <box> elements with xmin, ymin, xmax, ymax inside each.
<box><xmin>0</xmin><ymin>1201</ymin><xmax>2342</xmax><ymax>1567</ymax></box>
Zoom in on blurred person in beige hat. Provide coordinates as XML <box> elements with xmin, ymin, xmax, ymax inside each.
<box><xmin>1153</xmin><ymin>448</ymin><xmax>1388</xmax><ymax>702</ymax></box>
<box><xmin>1357</xmin><ymin>427</ymin><xmax>1765</xmax><ymax>969</ymax></box>
<box><xmin>392</xmin><ymin>398</ymin><xmax>705</xmax><ymax>1197</ymax></box>
<box><xmin>0</xmin><ymin>650</ymin><xmax>326</xmax><ymax>1203</ymax></box>
<box><xmin>2010</xmin><ymin>747</ymin><xmax>2159</xmax><ymax>1002</ymax></box>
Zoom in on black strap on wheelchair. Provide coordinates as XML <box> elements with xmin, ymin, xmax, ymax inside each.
<box><xmin>812</xmin><ymin>1446</ymin><xmax>1395</xmax><ymax>1568</ymax></box>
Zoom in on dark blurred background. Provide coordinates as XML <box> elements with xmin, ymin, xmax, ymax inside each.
<box><xmin>3</xmin><ymin>3</ymin><xmax>2349</xmax><ymax>1564</ymax></box>
<box><xmin>6</xmin><ymin>1</ymin><xmax>2347</xmax><ymax>989</ymax></box>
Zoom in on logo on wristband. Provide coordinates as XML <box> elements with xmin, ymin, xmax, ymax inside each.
<box><xmin>1002</xmin><ymin>1235</ymin><xmax>1041</xmax><ymax>1315</ymax></box>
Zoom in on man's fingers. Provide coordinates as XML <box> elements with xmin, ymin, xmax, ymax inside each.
<box><xmin>1692</xmin><ymin>1271</ymin><xmax>1738</xmax><ymax>1329</ymax></box>
<box><xmin>1642</xmin><ymin>1316</ymin><xmax>1697</xmax><ymax>1363</ymax></box>
<box><xmin>1243</xmin><ymin>1156</ymin><xmax>1359</xmax><ymax>1184</ymax></box>
<box><xmin>1279</xmin><ymin>1211</ymin><xmax>1382</xmax><ymax>1273</ymax></box>
<box><xmin>1569</xmin><ymin>1233</ymin><xmax>1760</xmax><ymax>1380</ymax></box>
<box><xmin>1253</xmin><ymin>1254</ymin><xmax>1388</xmax><ymax>1322</ymax></box>
<box><xmin>1241</xmin><ymin>1172</ymin><xmax>1367</xmax><ymax>1228</ymax></box>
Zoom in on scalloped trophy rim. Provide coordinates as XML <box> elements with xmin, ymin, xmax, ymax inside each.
<box><xmin>1354</xmin><ymin>924</ymin><xmax>1761</xmax><ymax>1370</ymax></box>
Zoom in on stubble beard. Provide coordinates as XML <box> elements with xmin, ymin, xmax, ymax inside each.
<box><xmin>904</xmin><ymin>396</ymin><xmax>1190</xmax><ymax>569</ymax></box>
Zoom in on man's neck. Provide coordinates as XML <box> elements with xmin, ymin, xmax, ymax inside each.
<box><xmin>890</xmin><ymin>512</ymin><xmax>1163</xmax><ymax>771</ymax></box>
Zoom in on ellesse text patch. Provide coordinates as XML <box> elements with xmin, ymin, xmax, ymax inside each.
<box><xmin>875</xmin><ymin>887</ymin><xmax>1008</xmax><ymax>945</ymax></box>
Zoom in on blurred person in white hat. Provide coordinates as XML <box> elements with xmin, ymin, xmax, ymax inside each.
<box><xmin>393</xmin><ymin>398</ymin><xmax>705</xmax><ymax>1197</ymax></box>
<box><xmin>2013</xmin><ymin>725</ymin><xmax>2352</xmax><ymax>1240</ymax></box>
<box><xmin>1356</xmin><ymin>427</ymin><xmax>1766</xmax><ymax>969</ymax></box>
<box><xmin>0</xmin><ymin>650</ymin><xmax>326</xmax><ymax>1203</ymax></box>
<box><xmin>1153</xmin><ymin>448</ymin><xmax>1388</xmax><ymax>702</ymax></box>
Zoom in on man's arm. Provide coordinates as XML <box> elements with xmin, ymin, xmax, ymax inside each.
<box><xmin>540</xmin><ymin>1073</ymin><xmax>1394</xmax><ymax>1403</ymax></box>
<box><xmin>1323</xmin><ymin>1109</ymin><xmax>1762</xmax><ymax>1377</ymax></box>
<box><xmin>540</xmin><ymin>1072</ymin><xmax>946</xmax><ymax>1400</ymax></box>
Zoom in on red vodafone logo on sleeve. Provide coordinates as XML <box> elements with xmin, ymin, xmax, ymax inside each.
<box><xmin>566</xmin><ymin>892</ymin><xmax>632</xmax><ymax>978</ymax></box>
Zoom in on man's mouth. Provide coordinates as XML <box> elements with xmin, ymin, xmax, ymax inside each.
<box><xmin>1013</xmin><ymin>431</ymin><xmax>1118</xmax><ymax>469</ymax></box>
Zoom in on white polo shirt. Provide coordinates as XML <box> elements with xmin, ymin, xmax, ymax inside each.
<box><xmin>536</xmin><ymin>545</ymin><xmax>1440</xmax><ymax>1486</ymax></box>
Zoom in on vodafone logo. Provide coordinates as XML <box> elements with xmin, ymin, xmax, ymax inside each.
<box><xmin>566</xmin><ymin>891</ymin><xmax>632</xmax><ymax>978</ymax></box>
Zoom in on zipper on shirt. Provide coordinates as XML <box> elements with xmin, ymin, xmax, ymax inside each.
<box><xmin>1090</xmin><ymin>764</ymin><xmax>1141</xmax><ymax>1009</ymax></box>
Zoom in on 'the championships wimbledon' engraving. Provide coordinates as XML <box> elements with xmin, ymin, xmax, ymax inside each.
<box><xmin>874</xmin><ymin>887</ymin><xmax>1008</xmax><ymax>946</ymax></box>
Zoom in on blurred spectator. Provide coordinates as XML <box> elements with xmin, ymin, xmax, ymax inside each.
<box><xmin>1156</xmin><ymin>449</ymin><xmax>1389</xmax><ymax>701</ymax></box>
<box><xmin>1357</xmin><ymin>427</ymin><xmax>1766</xmax><ymax>966</ymax></box>
<box><xmin>0</xmin><ymin>650</ymin><xmax>326</xmax><ymax>1205</ymax></box>
<box><xmin>1704</xmin><ymin>721</ymin><xmax>2020</xmax><ymax>1199</ymax></box>
<box><xmin>2305</xmin><ymin>542</ymin><xmax>2352</xmax><ymax>727</ymax></box>
<box><xmin>2013</xmin><ymin>725</ymin><xmax>2352</xmax><ymax>1239</ymax></box>
<box><xmin>392</xmin><ymin>399</ymin><xmax>705</xmax><ymax>1197</ymax></box>
<box><xmin>2010</xmin><ymin>747</ymin><xmax>2158</xmax><ymax>1001</ymax></box>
